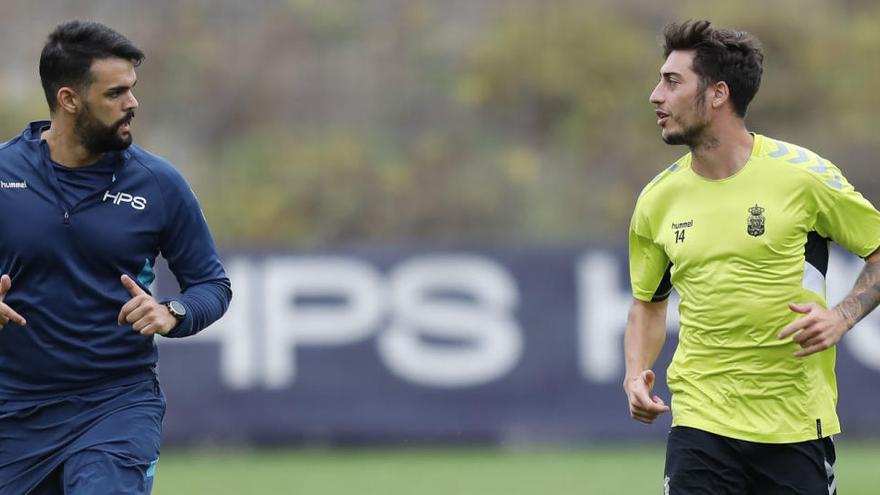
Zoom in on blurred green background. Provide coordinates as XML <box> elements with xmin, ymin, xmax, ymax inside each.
<box><xmin>2</xmin><ymin>0</ymin><xmax>879</xmax><ymax>248</ymax></box>
<box><xmin>152</xmin><ymin>443</ymin><xmax>880</xmax><ymax>494</ymax></box>
<box><xmin>2</xmin><ymin>0</ymin><xmax>880</xmax><ymax>492</ymax></box>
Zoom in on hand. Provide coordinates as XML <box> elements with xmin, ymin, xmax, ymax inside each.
<box><xmin>624</xmin><ymin>369</ymin><xmax>670</xmax><ymax>424</ymax></box>
<box><xmin>778</xmin><ymin>302</ymin><xmax>848</xmax><ymax>357</ymax></box>
<box><xmin>0</xmin><ymin>274</ymin><xmax>26</xmax><ymax>329</ymax></box>
<box><xmin>117</xmin><ymin>274</ymin><xmax>178</xmax><ymax>336</ymax></box>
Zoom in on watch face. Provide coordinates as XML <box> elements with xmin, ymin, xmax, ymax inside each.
<box><xmin>168</xmin><ymin>300</ymin><xmax>186</xmax><ymax>317</ymax></box>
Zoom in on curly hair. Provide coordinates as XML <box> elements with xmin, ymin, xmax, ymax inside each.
<box><xmin>663</xmin><ymin>20</ymin><xmax>764</xmax><ymax>118</ymax></box>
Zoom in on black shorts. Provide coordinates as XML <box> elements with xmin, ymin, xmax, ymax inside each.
<box><xmin>665</xmin><ymin>426</ymin><xmax>836</xmax><ymax>495</ymax></box>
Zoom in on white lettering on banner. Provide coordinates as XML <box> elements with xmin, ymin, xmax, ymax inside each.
<box><xmin>263</xmin><ymin>257</ymin><xmax>386</xmax><ymax>388</ymax></box>
<box><xmin>164</xmin><ymin>254</ymin><xmax>521</xmax><ymax>389</ymax></box>
<box><xmin>576</xmin><ymin>252</ymin><xmax>679</xmax><ymax>384</ymax></box>
<box><xmin>378</xmin><ymin>256</ymin><xmax>523</xmax><ymax>387</ymax></box>
<box><xmin>161</xmin><ymin>249</ymin><xmax>880</xmax><ymax>390</ymax></box>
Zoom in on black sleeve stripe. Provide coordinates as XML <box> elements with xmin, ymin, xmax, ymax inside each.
<box><xmin>651</xmin><ymin>262</ymin><xmax>673</xmax><ymax>302</ymax></box>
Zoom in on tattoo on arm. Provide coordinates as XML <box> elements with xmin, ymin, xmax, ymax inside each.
<box><xmin>836</xmin><ymin>257</ymin><xmax>880</xmax><ymax>329</ymax></box>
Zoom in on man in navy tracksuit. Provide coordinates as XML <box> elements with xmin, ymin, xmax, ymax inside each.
<box><xmin>0</xmin><ymin>20</ymin><xmax>232</xmax><ymax>494</ymax></box>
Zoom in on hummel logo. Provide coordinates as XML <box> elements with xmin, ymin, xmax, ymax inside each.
<box><xmin>671</xmin><ymin>219</ymin><xmax>693</xmax><ymax>229</ymax></box>
<box><xmin>671</xmin><ymin>219</ymin><xmax>693</xmax><ymax>244</ymax></box>
<box><xmin>0</xmin><ymin>180</ymin><xmax>27</xmax><ymax>189</ymax></box>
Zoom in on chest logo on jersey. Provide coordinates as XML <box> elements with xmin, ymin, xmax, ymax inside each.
<box><xmin>0</xmin><ymin>180</ymin><xmax>27</xmax><ymax>189</ymax></box>
<box><xmin>747</xmin><ymin>204</ymin><xmax>765</xmax><ymax>237</ymax></box>
<box><xmin>671</xmin><ymin>219</ymin><xmax>693</xmax><ymax>244</ymax></box>
<box><xmin>103</xmin><ymin>190</ymin><xmax>147</xmax><ymax>210</ymax></box>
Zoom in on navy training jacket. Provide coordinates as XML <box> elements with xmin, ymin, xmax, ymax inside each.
<box><xmin>0</xmin><ymin>121</ymin><xmax>231</xmax><ymax>398</ymax></box>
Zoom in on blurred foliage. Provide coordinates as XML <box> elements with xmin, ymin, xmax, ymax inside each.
<box><xmin>1</xmin><ymin>0</ymin><xmax>878</xmax><ymax>247</ymax></box>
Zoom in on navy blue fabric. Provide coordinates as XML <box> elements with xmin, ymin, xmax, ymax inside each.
<box><xmin>0</xmin><ymin>379</ymin><xmax>165</xmax><ymax>495</ymax></box>
<box><xmin>51</xmin><ymin>153</ymin><xmax>117</xmax><ymax>210</ymax></box>
<box><xmin>0</xmin><ymin>121</ymin><xmax>232</xmax><ymax>398</ymax></box>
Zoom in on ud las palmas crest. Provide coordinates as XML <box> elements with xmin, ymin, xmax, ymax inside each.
<box><xmin>747</xmin><ymin>204</ymin><xmax>765</xmax><ymax>237</ymax></box>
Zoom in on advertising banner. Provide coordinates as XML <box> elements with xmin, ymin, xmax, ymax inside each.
<box><xmin>156</xmin><ymin>247</ymin><xmax>880</xmax><ymax>444</ymax></box>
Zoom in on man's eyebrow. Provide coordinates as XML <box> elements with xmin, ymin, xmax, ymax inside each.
<box><xmin>661</xmin><ymin>71</ymin><xmax>682</xmax><ymax>79</ymax></box>
<box><xmin>106</xmin><ymin>80</ymin><xmax>137</xmax><ymax>92</ymax></box>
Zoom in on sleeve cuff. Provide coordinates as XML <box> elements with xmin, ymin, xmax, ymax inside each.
<box><xmin>161</xmin><ymin>300</ymin><xmax>194</xmax><ymax>338</ymax></box>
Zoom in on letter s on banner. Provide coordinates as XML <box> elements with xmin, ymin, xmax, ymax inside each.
<box><xmin>378</xmin><ymin>255</ymin><xmax>523</xmax><ymax>388</ymax></box>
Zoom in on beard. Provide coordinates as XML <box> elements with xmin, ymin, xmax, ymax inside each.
<box><xmin>662</xmin><ymin>119</ymin><xmax>709</xmax><ymax>147</ymax></box>
<box><xmin>661</xmin><ymin>93</ymin><xmax>710</xmax><ymax>148</ymax></box>
<box><xmin>74</xmin><ymin>103</ymin><xmax>134</xmax><ymax>154</ymax></box>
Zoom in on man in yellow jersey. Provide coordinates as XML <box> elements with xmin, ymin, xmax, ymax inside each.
<box><xmin>624</xmin><ymin>20</ymin><xmax>880</xmax><ymax>494</ymax></box>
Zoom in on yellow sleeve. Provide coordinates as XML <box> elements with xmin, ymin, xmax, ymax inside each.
<box><xmin>811</xmin><ymin>163</ymin><xmax>880</xmax><ymax>257</ymax></box>
<box><xmin>629</xmin><ymin>198</ymin><xmax>672</xmax><ymax>301</ymax></box>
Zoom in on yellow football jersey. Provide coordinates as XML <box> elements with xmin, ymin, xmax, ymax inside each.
<box><xmin>629</xmin><ymin>134</ymin><xmax>880</xmax><ymax>443</ymax></box>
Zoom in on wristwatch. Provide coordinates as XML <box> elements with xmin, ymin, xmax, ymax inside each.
<box><xmin>165</xmin><ymin>300</ymin><xmax>187</xmax><ymax>321</ymax></box>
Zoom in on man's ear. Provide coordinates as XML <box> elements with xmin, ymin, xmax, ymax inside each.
<box><xmin>711</xmin><ymin>81</ymin><xmax>730</xmax><ymax>109</ymax></box>
<box><xmin>57</xmin><ymin>87</ymin><xmax>80</xmax><ymax>114</ymax></box>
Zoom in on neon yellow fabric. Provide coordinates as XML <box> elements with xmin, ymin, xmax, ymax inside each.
<box><xmin>629</xmin><ymin>134</ymin><xmax>880</xmax><ymax>443</ymax></box>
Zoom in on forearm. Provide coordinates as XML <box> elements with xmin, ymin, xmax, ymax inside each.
<box><xmin>623</xmin><ymin>298</ymin><xmax>668</xmax><ymax>380</ymax></box>
<box><xmin>834</xmin><ymin>250</ymin><xmax>880</xmax><ymax>331</ymax></box>
<box><xmin>165</xmin><ymin>277</ymin><xmax>232</xmax><ymax>338</ymax></box>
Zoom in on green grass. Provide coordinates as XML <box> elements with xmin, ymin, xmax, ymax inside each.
<box><xmin>152</xmin><ymin>442</ymin><xmax>880</xmax><ymax>494</ymax></box>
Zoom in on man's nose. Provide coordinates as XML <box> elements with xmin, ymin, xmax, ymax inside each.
<box><xmin>649</xmin><ymin>83</ymin><xmax>663</xmax><ymax>105</ymax></box>
<box><xmin>124</xmin><ymin>91</ymin><xmax>138</xmax><ymax>112</ymax></box>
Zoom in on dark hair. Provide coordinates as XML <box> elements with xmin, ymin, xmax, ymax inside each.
<box><xmin>663</xmin><ymin>20</ymin><xmax>763</xmax><ymax>118</ymax></box>
<box><xmin>39</xmin><ymin>20</ymin><xmax>145</xmax><ymax>112</ymax></box>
